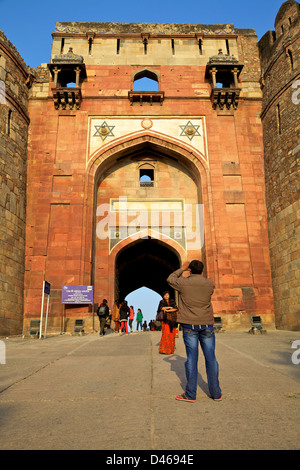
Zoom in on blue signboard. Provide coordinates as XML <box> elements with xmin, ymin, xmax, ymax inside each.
<box><xmin>44</xmin><ymin>281</ymin><xmax>51</xmax><ymax>295</ymax></box>
<box><xmin>62</xmin><ymin>285</ymin><xmax>94</xmax><ymax>304</ymax></box>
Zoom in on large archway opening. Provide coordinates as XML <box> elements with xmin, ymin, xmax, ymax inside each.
<box><xmin>125</xmin><ymin>287</ymin><xmax>162</xmax><ymax>328</ymax></box>
<box><xmin>115</xmin><ymin>238</ymin><xmax>181</xmax><ymax>302</ymax></box>
<box><xmin>90</xmin><ymin>134</ymin><xmax>211</xmax><ymax>310</ymax></box>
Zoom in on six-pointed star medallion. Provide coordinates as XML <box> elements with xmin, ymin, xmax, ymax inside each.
<box><xmin>93</xmin><ymin>121</ymin><xmax>115</xmax><ymax>141</ymax></box>
<box><xmin>179</xmin><ymin>121</ymin><xmax>201</xmax><ymax>141</ymax></box>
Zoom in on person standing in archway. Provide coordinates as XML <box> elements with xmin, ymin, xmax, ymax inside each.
<box><xmin>136</xmin><ymin>308</ymin><xmax>143</xmax><ymax>331</ymax></box>
<box><xmin>119</xmin><ymin>300</ymin><xmax>130</xmax><ymax>335</ymax></box>
<box><xmin>97</xmin><ymin>299</ymin><xmax>109</xmax><ymax>337</ymax></box>
<box><xmin>129</xmin><ymin>305</ymin><xmax>135</xmax><ymax>333</ymax></box>
<box><xmin>157</xmin><ymin>291</ymin><xmax>178</xmax><ymax>355</ymax></box>
<box><xmin>167</xmin><ymin>260</ymin><xmax>222</xmax><ymax>402</ymax></box>
<box><xmin>111</xmin><ymin>300</ymin><xmax>120</xmax><ymax>333</ymax></box>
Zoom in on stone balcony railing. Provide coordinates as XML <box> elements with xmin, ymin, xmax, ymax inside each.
<box><xmin>128</xmin><ymin>90</ymin><xmax>164</xmax><ymax>106</ymax></box>
<box><xmin>210</xmin><ymin>87</ymin><xmax>241</xmax><ymax>110</ymax></box>
<box><xmin>51</xmin><ymin>86</ymin><xmax>82</xmax><ymax>110</ymax></box>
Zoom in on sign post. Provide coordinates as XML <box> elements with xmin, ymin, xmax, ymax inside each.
<box><xmin>61</xmin><ymin>286</ymin><xmax>94</xmax><ymax>333</ymax></box>
<box><xmin>39</xmin><ymin>281</ymin><xmax>51</xmax><ymax>339</ymax></box>
<box><xmin>43</xmin><ymin>281</ymin><xmax>51</xmax><ymax>338</ymax></box>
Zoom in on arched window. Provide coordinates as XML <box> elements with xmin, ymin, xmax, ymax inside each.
<box><xmin>287</xmin><ymin>49</ymin><xmax>294</xmax><ymax>71</ymax></box>
<box><xmin>133</xmin><ymin>69</ymin><xmax>159</xmax><ymax>92</ymax></box>
<box><xmin>139</xmin><ymin>163</ymin><xmax>155</xmax><ymax>187</ymax></box>
<box><xmin>277</xmin><ymin>103</ymin><xmax>282</xmax><ymax>135</ymax></box>
<box><xmin>7</xmin><ymin>109</ymin><xmax>12</xmax><ymax>136</ymax></box>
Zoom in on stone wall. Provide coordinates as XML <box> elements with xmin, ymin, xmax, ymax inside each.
<box><xmin>0</xmin><ymin>31</ymin><xmax>30</xmax><ymax>335</ymax></box>
<box><xmin>23</xmin><ymin>22</ymin><xmax>275</xmax><ymax>333</ymax></box>
<box><xmin>258</xmin><ymin>1</ymin><xmax>300</xmax><ymax>330</ymax></box>
<box><xmin>1</xmin><ymin>8</ymin><xmax>299</xmax><ymax>334</ymax></box>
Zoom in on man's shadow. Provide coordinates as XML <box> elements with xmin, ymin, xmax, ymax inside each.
<box><xmin>163</xmin><ymin>353</ymin><xmax>210</xmax><ymax>398</ymax></box>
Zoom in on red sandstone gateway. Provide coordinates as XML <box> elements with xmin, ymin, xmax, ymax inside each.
<box><xmin>23</xmin><ymin>21</ymin><xmax>276</xmax><ymax>334</ymax></box>
<box><xmin>2</xmin><ymin>2</ymin><xmax>299</xmax><ymax>336</ymax></box>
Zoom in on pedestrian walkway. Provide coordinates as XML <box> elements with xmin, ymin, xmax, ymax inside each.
<box><xmin>0</xmin><ymin>329</ymin><xmax>299</xmax><ymax>450</ymax></box>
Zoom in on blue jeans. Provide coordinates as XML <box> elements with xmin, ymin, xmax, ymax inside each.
<box><xmin>182</xmin><ymin>325</ymin><xmax>221</xmax><ymax>400</ymax></box>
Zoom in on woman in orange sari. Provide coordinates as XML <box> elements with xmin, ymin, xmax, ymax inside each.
<box><xmin>111</xmin><ymin>301</ymin><xmax>120</xmax><ymax>333</ymax></box>
<box><xmin>157</xmin><ymin>291</ymin><xmax>178</xmax><ymax>355</ymax></box>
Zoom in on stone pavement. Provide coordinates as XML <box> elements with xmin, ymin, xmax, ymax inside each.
<box><xmin>0</xmin><ymin>328</ymin><xmax>299</xmax><ymax>451</ymax></box>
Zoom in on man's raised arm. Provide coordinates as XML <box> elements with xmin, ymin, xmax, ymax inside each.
<box><xmin>167</xmin><ymin>262</ymin><xmax>191</xmax><ymax>290</ymax></box>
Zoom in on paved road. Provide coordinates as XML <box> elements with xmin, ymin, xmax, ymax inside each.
<box><xmin>0</xmin><ymin>329</ymin><xmax>299</xmax><ymax>451</ymax></box>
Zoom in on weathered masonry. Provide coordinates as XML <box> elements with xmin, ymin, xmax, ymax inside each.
<box><xmin>0</xmin><ymin>31</ymin><xmax>32</xmax><ymax>335</ymax></box>
<box><xmin>22</xmin><ymin>20</ymin><xmax>275</xmax><ymax>333</ymax></box>
<box><xmin>258</xmin><ymin>0</ymin><xmax>300</xmax><ymax>330</ymax></box>
<box><xmin>1</xmin><ymin>2</ymin><xmax>299</xmax><ymax>336</ymax></box>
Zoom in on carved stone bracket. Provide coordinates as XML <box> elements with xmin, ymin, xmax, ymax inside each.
<box><xmin>52</xmin><ymin>87</ymin><xmax>82</xmax><ymax>110</ymax></box>
<box><xmin>211</xmin><ymin>87</ymin><xmax>241</xmax><ymax>110</ymax></box>
<box><xmin>128</xmin><ymin>90</ymin><xmax>164</xmax><ymax>106</ymax></box>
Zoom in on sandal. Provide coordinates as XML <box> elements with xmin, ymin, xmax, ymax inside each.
<box><xmin>175</xmin><ymin>393</ymin><xmax>195</xmax><ymax>403</ymax></box>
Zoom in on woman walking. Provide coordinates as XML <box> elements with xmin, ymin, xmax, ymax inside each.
<box><xmin>136</xmin><ymin>308</ymin><xmax>143</xmax><ymax>331</ymax></box>
<box><xmin>129</xmin><ymin>306</ymin><xmax>135</xmax><ymax>333</ymax></box>
<box><xmin>111</xmin><ymin>300</ymin><xmax>120</xmax><ymax>333</ymax></box>
<box><xmin>157</xmin><ymin>291</ymin><xmax>178</xmax><ymax>354</ymax></box>
<box><xmin>119</xmin><ymin>300</ymin><xmax>130</xmax><ymax>335</ymax></box>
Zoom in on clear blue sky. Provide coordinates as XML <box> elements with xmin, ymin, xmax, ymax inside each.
<box><xmin>0</xmin><ymin>0</ymin><xmax>285</xmax><ymax>326</ymax></box>
<box><xmin>1</xmin><ymin>0</ymin><xmax>284</xmax><ymax>68</ymax></box>
<box><xmin>126</xmin><ymin>288</ymin><xmax>161</xmax><ymax>329</ymax></box>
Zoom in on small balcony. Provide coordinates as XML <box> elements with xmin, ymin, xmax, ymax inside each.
<box><xmin>210</xmin><ymin>87</ymin><xmax>241</xmax><ymax>110</ymax></box>
<box><xmin>128</xmin><ymin>90</ymin><xmax>164</xmax><ymax>106</ymax></box>
<box><xmin>205</xmin><ymin>50</ymin><xmax>243</xmax><ymax>111</ymax></box>
<box><xmin>51</xmin><ymin>87</ymin><xmax>82</xmax><ymax>110</ymax></box>
<box><xmin>48</xmin><ymin>48</ymin><xmax>86</xmax><ymax>110</ymax></box>
<box><xmin>140</xmin><ymin>180</ymin><xmax>154</xmax><ymax>187</ymax></box>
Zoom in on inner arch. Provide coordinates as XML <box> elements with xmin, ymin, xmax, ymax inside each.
<box><xmin>115</xmin><ymin>238</ymin><xmax>180</xmax><ymax>301</ymax></box>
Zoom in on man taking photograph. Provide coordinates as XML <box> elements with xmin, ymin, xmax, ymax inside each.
<box><xmin>167</xmin><ymin>260</ymin><xmax>222</xmax><ymax>402</ymax></box>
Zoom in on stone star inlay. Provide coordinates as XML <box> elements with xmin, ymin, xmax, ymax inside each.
<box><xmin>93</xmin><ymin>121</ymin><xmax>115</xmax><ymax>141</ymax></box>
<box><xmin>179</xmin><ymin>121</ymin><xmax>201</xmax><ymax>141</ymax></box>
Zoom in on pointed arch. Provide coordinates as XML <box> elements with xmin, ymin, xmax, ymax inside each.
<box><xmin>113</xmin><ymin>230</ymin><xmax>183</xmax><ymax>300</ymax></box>
<box><xmin>131</xmin><ymin>68</ymin><xmax>160</xmax><ymax>85</ymax></box>
<box><xmin>80</xmin><ymin>132</ymin><xmax>218</xmax><ymax>301</ymax></box>
<box><xmin>286</xmin><ymin>48</ymin><xmax>294</xmax><ymax>70</ymax></box>
<box><xmin>87</xmin><ymin>130</ymin><xmax>209</xmax><ymax>182</ymax></box>
<box><xmin>111</xmin><ymin>227</ymin><xmax>186</xmax><ymax>262</ymax></box>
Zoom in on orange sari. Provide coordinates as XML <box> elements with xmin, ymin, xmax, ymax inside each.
<box><xmin>158</xmin><ymin>297</ymin><xmax>178</xmax><ymax>354</ymax></box>
<box><xmin>159</xmin><ymin>320</ymin><xmax>176</xmax><ymax>354</ymax></box>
